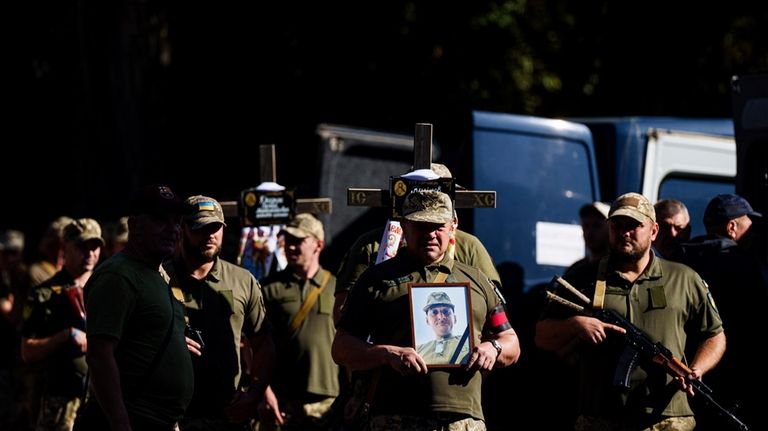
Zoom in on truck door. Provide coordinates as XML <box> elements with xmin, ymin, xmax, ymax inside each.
<box><xmin>642</xmin><ymin>129</ymin><xmax>736</xmax><ymax>237</ymax></box>
<box><xmin>471</xmin><ymin>111</ymin><xmax>601</xmax><ymax>293</ymax></box>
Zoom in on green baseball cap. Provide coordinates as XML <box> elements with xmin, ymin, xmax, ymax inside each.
<box><xmin>184</xmin><ymin>195</ymin><xmax>227</xmax><ymax>230</ymax></box>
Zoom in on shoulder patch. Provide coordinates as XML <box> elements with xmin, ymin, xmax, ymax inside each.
<box><xmin>706</xmin><ymin>290</ymin><xmax>719</xmax><ymax>315</ymax></box>
<box><xmin>396</xmin><ymin>275</ymin><xmax>413</xmax><ymax>285</ymax></box>
<box><xmin>382</xmin><ymin>279</ymin><xmax>398</xmax><ymax>287</ymax></box>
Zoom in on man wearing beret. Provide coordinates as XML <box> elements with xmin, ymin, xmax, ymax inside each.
<box><xmin>21</xmin><ymin>218</ymin><xmax>104</xmax><ymax>430</ymax></box>
<box><xmin>536</xmin><ymin>192</ymin><xmax>726</xmax><ymax>431</ymax></box>
<box><xmin>416</xmin><ymin>291</ymin><xmax>470</xmax><ymax>365</ymax></box>
<box><xmin>163</xmin><ymin>195</ymin><xmax>275</xmax><ymax>431</ymax></box>
<box><xmin>333</xmin><ymin>190</ymin><xmax>520</xmax><ymax>431</ymax></box>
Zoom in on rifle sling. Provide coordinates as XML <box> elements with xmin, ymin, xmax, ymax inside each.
<box><xmin>593</xmin><ymin>258</ymin><xmax>608</xmax><ymax>310</ymax></box>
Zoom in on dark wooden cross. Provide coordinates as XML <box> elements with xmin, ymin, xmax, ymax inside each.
<box><xmin>347</xmin><ymin>123</ymin><xmax>496</xmax><ymax>213</ymax></box>
<box><xmin>220</xmin><ymin>145</ymin><xmax>332</xmax><ymax>222</ymax></box>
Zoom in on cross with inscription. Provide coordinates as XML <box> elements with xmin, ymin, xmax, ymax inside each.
<box><xmin>219</xmin><ymin>144</ymin><xmax>332</xmax><ymax>224</ymax></box>
<box><xmin>346</xmin><ymin>123</ymin><xmax>497</xmax><ymax>214</ymax></box>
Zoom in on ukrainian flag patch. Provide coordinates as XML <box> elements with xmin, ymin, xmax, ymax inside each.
<box><xmin>198</xmin><ymin>201</ymin><xmax>215</xmax><ymax>211</ymax></box>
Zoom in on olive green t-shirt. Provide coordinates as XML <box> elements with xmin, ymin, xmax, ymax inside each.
<box><xmin>85</xmin><ymin>252</ymin><xmax>194</xmax><ymax>426</ymax></box>
<box><xmin>416</xmin><ymin>334</ymin><xmax>471</xmax><ymax>365</ymax></box>
<box><xmin>337</xmin><ymin>253</ymin><xmax>502</xmax><ymax>420</ymax></box>
<box><xmin>543</xmin><ymin>254</ymin><xmax>723</xmax><ymax>419</ymax></box>
<box><xmin>163</xmin><ymin>257</ymin><xmax>271</xmax><ymax>410</ymax></box>
<box><xmin>260</xmin><ymin>267</ymin><xmax>340</xmax><ymax>399</ymax></box>
<box><xmin>335</xmin><ymin>226</ymin><xmax>501</xmax><ymax>296</ymax></box>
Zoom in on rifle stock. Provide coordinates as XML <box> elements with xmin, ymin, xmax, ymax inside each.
<box><xmin>545</xmin><ymin>281</ymin><xmax>749</xmax><ymax>431</ymax></box>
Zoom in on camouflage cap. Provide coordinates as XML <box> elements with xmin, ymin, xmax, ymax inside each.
<box><xmin>184</xmin><ymin>195</ymin><xmax>227</xmax><ymax>230</ymax></box>
<box><xmin>0</xmin><ymin>230</ymin><xmax>25</xmax><ymax>252</ymax></box>
<box><xmin>423</xmin><ymin>291</ymin><xmax>455</xmax><ymax>312</ymax></box>
<box><xmin>130</xmin><ymin>184</ymin><xmax>184</xmax><ymax>216</ymax></box>
<box><xmin>402</xmin><ymin>190</ymin><xmax>454</xmax><ymax>224</ymax></box>
<box><xmin>63</xmin><ymin>218</ymin><xmax>105</xmax><ymax>246</ymax></box>
<box><xmin>609</xmin><ymin>192</ymin><xmax>656</xmax><ymax>223</ymax></box>
<box><xmin>281</xmin><ymin>213</ymin><xmax>324</xmax><ymax>241</ymax></box>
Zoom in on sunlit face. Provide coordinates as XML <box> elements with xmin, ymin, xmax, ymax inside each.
<box><xmin>425</xmin><ymin>305</ymin><xmax>456</xmax><ymax>338</ymax></box>
<box><xmin>183</xmin><ymin>222</ymin><xmax>223</xmax><ymax>262</ymax></box>
<box><xmin>730</xmin><ymin>215</ymin><xmax>753</xmax><ymax>244</ymax></box>
<box><xmin>63</xmin><ymin>239</ymin><xmax>102</xmax><ymax>277</ymax></box>
<box><xmin>402</xmin><ymin>220</ymin><xmax>454</xmax><ymax>265</ymax></box>
<box><xmin>283</xmin><ymin>233</ymin><xmax>320</xmax><ymax>270</ymax></box>
<box><xmin>608</xmin><ymin>216</ymin><xmax>658</xmax><ymax>263</ymax></box>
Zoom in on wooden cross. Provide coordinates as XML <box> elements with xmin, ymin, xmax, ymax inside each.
<box><xmin>347</xmin><ymin>123</ymin><xmax>496</xmax><ymax>214</ymax></box>
<box><xmin>220</xmin><ymin>145</ymin><xmax>332</xmax><ymax>223</ymax></box>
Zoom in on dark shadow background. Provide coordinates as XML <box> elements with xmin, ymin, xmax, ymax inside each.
<box><xmin>4</xmin><ymin>0</ymin><xmax>767</xmax><ymax>263</ymax></box>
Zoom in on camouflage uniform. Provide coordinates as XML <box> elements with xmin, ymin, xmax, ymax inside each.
<box><xmin>369</xmin><ymin>414</ymin><xmax>486</xmax><ymax>431</ymax></box>
<box><xmin>575</xmin><ymin>415</ymin><xmax>696</xmax><ymax>431</ymax></box>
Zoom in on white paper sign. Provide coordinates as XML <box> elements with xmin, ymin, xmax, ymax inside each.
<box><xmin>535</xmin><ymin>221</ymin><xmax>585</xmax><ymax>267</ymax></box>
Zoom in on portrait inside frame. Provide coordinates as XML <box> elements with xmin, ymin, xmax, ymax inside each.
<box><xmin>408</xmin><ymin>282</ymin><xmax>474</xmax><ymax>368</ymax></box>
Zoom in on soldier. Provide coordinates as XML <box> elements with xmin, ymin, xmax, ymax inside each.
<box><xmin>82</xmin><ymin>184</ymin><xmax>193</xmax><ymax>431</ymax></box>
<box><xmin>29</xmin><ymin>216</ymin><xmax>74</xmax><ymax>287</ymax></box>
<box><xmin>333</xmin><ymin>163</ymin><xmax>501</xmax><ymax>324</ymax></box>
<box><xmin>164</xmin><ymin>195</ymin><xmax>275</xmax><ymax>431</ymax></box>
<box><xmin>415</xmin><ymin>291</ymin><xmax>470</xmax><ymax>365</ymax></box>
<box><xmin>21</xmin><ymin>218</ymin><xmax>103</xmax><ymax>431</ymax></box>
<box><xmin>258</xmin><ymin>213</ymin><xmax>339</xmax><ymax>430</ymax></box>
<box><xmin>333</xmin><ymin>190</ymin><xmax>520</xmax><ymax>431</ymax></box>
<box><xmin>536</xmin><ymin>192</ymin><xmax>726</xmax><ymax>431</ymax></box>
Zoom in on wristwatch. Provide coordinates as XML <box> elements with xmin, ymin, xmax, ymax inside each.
<box><xmin>489</xmin><ymin>339</ymin><xmax>503</xmax><ymax>358</ymax></box>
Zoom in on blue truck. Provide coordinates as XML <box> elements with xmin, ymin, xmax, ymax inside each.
<box><xmin>470</xmin><ymin>112</ymin><xmax>735</xmax><ymax>292</ymax></box>
<box><xmin>315</xmin><ymin>112</ymin><xmax>737</xmax><ymax>293</ymax></box>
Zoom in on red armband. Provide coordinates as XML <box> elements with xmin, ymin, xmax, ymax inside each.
<box><xmin>488</xmin><ymin>304</ymin><xmax>511</xmax><ymax>334</ymax></box>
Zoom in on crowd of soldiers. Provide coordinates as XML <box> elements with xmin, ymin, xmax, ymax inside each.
<box><xmin>0</xmin><ymin>167</ymin><xmax>765</xmax><ymax>431</ymax></box>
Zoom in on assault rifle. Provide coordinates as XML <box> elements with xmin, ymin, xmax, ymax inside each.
<box><xmin>545</xmin><ymin>276</ymin><xmax>749</xmax><ymax>431</ymax></box>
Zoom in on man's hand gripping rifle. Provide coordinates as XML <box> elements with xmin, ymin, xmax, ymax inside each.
<box><xmin>545</xmin><ymin>276</ymin><xmax>748</xmax><ymax>431</ymax></box>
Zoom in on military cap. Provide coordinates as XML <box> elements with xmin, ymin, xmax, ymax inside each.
<box><xmin>281</xmin><ymin>213</ymin><xmax>324</xmax><ymax>241</ymax></box>
<box><xmin>63</xmin><ymin>218</ymin><xmax>105</xmax><ymax>246</ymax></box>
<box><xmin>184</xmin><ymin>195</ymin><xmax>227</xmax><ymax>230</ymax></box>
<box><xmin>423</xmin><ymin>291</ymin><xmax>455</xmax><ymax>312</ymax></box>
<box><xmin>402</xmin><ymin>190</ymin><xmax>454</xmax><ymax>224</ymax></box>
<box><xmin>609</xmin><ymin>192</ymin><xmax>655</xmax><ymax>223</ymax></box>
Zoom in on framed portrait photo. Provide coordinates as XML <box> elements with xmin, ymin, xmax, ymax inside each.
<box><xmin>408</xmin><ymin>282</ymin><xmax>474</xmax><ymax>368</ymax></box>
